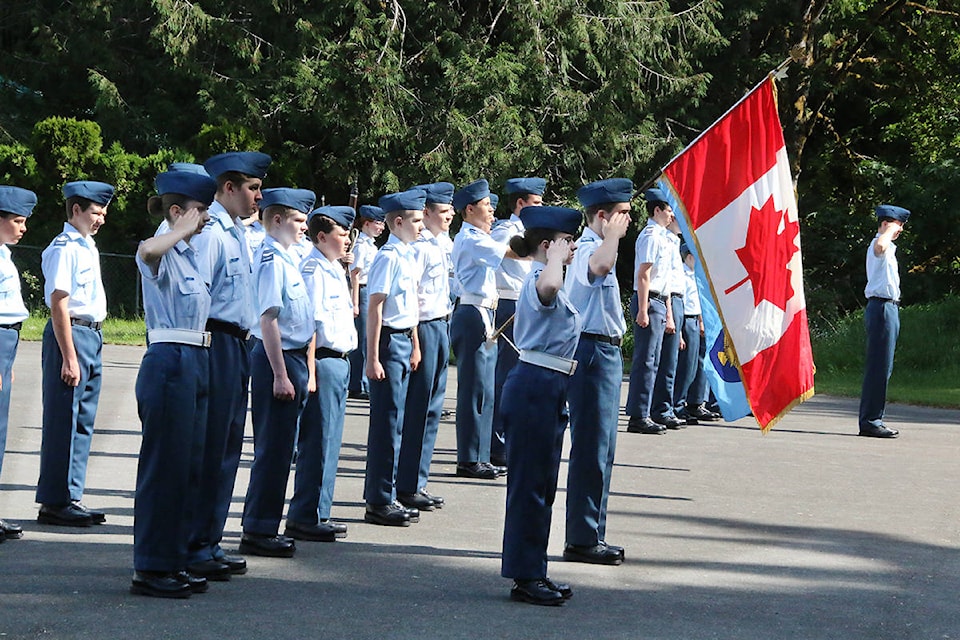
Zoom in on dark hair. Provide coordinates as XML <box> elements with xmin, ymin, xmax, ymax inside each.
<box><xmin>584</xmin><ymin>202</ymin><xmax>615</xmax><ymax>223</ymax></box>
<box><xmin>509</xmin><ymin>227</ymin><xmax>562</xmax><ymax>258</ymax></box>
<box><xmin>65</xmin><ymin>196</ymin><xmax>96</xmax><ymax>218</ymax></box>
<box><xmin>147</xmin><ymin>193</ymin><xmax>193</xmax><ymax>222</ymax></box>
<box><xmin>216</xmin><ymin>171</ymin><xmax>251</xmax><ymax>191</ymax></box>
<box><xmin>307</xmin><ymin>214</ymin><xmax>344</xmax><ymax>243</ymax></box>
<box><xmin>646</xmin><ymin>200</ymin><xmax>667</xmax><ymax>217</ymax></box>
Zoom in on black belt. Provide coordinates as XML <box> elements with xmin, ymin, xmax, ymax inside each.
<box><xmin>671</xmin><ymin>292</ymin><xmax>684</xmax><ymax>299</ymax></box>
<box><xmin>684</xmin><ymin>314</ymin><xmax>700</xmax><ymax>319</ymax></box>
<box><xmin>71</xmin><ymin>318</ymin><xmax>103</xmax><ymax>331</ymax></box>
<box><xmin>0</xmin><ymin>322</ymin><xmax>22</xmax><ymax>331</ymax></box>
<box><xmin>868</xmin><ymin>296</ymin><xmax>900</xmax><ymax>306</ymax></box>
<box><xmin>581</xmin><ymin>332</ymin><xmax>622</xmax><ymax>347</ymax></box>
<box><xmin>648</xmin><ymin>291</ymin><xmax>667</xmax><ymax>303</ymax></box>
<box><xmin>422</xmin><ymin>314</ymin><xmax>450</xmax><ymax>323</ymax></box>
<box><xmin>359</xmin><ymin>283</ymin><xmax>367</xmax><ymax>289</ymax></box>
<box><xmin>205</xmin><ymin>318</ymin><xmax>251</xmax><ymax>340</ymax></box>
<box><xmin>382</xmin><ymin>326</ymin><xmax>414</xmax><ymax>338</ymax></box>
<box><xmin>283</xmin><ymin>345</ymin><xmax>310</xmax><ymax>357</ymax></box>
<box><xmin>316</xmin><ymin>347</ymin><xmax>349</xmax><ymax>360</ymax></box>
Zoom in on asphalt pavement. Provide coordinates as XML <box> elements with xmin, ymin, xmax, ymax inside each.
<box><xmin>1</xmin><ymin>341</ymin><xmax>958</xmax><ymax>639</ymax></box>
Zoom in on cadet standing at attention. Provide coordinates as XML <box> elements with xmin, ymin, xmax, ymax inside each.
<box><xmin>285</xmin><ymin>204</ymin><xmax>357</xmax><ymax>543</ymax></box>
<box><xmin>187</xmin><ymin>151</ymin><xmax>271</xmax><ymax>579</ymax></box>
<box><xmin>499</xmin><ymin>205</ymin><xmax>581</xmax><ymax>607</ymax></box>
<box><xmin>489</xmin><ymin>177</ymin><xmax>545</xmax><ymax>469</ymax></box>
<box><xmin>130</xmin><ymin>169</ymin><xmax>217</xmax><ymax>599</ymax></box>
<box><xmin>450</xmin><ymin>179</ymin><xmax>504</xmax><ymax>480</ymax></box>
<box><xmin>0</xmin><ymin>186</ymin><xmax>36</xmax><ymax>541</ymax></box>
<box><xmin>650</xmin><ymin>216</ymin><xmax>687</xmax><ymax>430</ymax></box>
<box><xmin>36</xmin><ymin>180</ymin><xmax>113</xmax><ymax>528</ymax></box>
<box><xmin>348</xmin><ymin>205</ymin><xmax>386</xmax><ymax>401</ymax></box>
<box><xmin>563</xmin><ymin>178</ymin><xmax>632</xmax><ymax>567</ymax></box>
<box><xmin>240</xmin><ymin>188</ymin><xmax>316</xmax><ymax>558</ymax></box>
<box><xmin>396</xmin><ymin>182</ymin><xmax>455</xmax><ymax>513</ymax></box>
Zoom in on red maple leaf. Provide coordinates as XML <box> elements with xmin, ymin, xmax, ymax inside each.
<box><xmin>733</xmin><ymin>196</ymin><xmax>799</xmax><ymax>311</ymax></box>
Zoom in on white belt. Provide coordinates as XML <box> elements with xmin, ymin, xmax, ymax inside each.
<box><xmin>459</xmin><ymin>293</ymin><xmax>498</xmax><ymax>310</ymax></box>
<box><xmin>496</xmin><ymin>289</ymin><xmax>520</xmax><ymax>301</ymax></box>
<box><xmin>148</xmin><ymin>328</ymin><xmax>212</xmax><ymax>348</ymax></box>
<box><xmin>518</xmin><ymin>349</ymin><xmax>578</xmax><ymax>376</ymax></box>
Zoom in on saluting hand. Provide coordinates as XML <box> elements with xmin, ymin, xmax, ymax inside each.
<box><xmin>602</xmin><ymin>210</ymin><xmax>631</xmax><ymax>240</ymax></box>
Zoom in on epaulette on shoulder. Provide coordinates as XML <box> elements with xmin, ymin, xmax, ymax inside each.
<box><xmin>301</xmin><ymin>261</ymin><xmax>318</xmax><ymax>275</ymax></box>
<box><xmin>260</xmin><ymin>247</ymin><xmax>275</xmax><ymax>263</ymax></box>
<box><xmin>641</xmin><ymin>225</ymin><xmax>655</xmax><ymax>235</ymax></box>
<box><xmin>203</xmin><ymin>219</ymin><xmax>217</xmax><ymax>229</ymax></box>
<box><xmin>52</xmin><ymin>234</ymin><xmax>69</xmax><ymax>246</ymax></box>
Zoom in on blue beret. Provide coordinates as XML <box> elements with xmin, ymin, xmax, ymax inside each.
<box><xmin>167</xmin><ymin>162</ymin><xmax>209</xmax><ymax>176</ymax></box>
<box><xmin>309</xmin><ymin>205</ymin><xmax>356</xmax><ymax>230</ymax></box>
<box><xmin>643</xmin><ymin>187</ymin><xmax>669</xmax><ymax>204</ymax></box>
<box><xmin>379</xmin><ymin>188</ymin><xmax>427</xmax><ymax>214</ymax></box>
<box><xmin>0</xmin><ymin>186</ymin><xmax>38</xmax><ymax>218</ymax></box>
<box><xmin>63</xmin><ymin>181</ymin><xmax>114</xmax><ymax>205</ymax></box>
<box><xmin>259</xmin><ymin>188</ymin><xmax>316</xmax><ymax>214</ymax></box>
<box><xmin>577</xmin><ymin>178</ymin><xmax>634</xmax><ymax>208</ymax></box>
<box><xmin>155</xmin><ymin>171</ymin><xmax>218</xmax><ymax>206</ymax></box>
<box><xmin>203</xmin><ymin>151</ymin><xmax>272</xmax><ymax>180</ymax></box>
<box><xmin>875</xmin><ymin>204</ymin><xmax>911</xmax><ymax>223</ymax></box>
<box><xmin>359</xmin><ymin>205</ymin><xmax>385</xmax><ymax>222</ymax></box>
<box><xmin>519</xmin><ymin>206</ymin><xmax>582</xmax><ymax>236</ymax></box>
<box><xmin>489</xmin><ymin>193</ymin><xmax>499</xmax><ymax>210</ymax></box>
<box><xmin>504</xmin><ymin>177</ymin><xmax>546</xmax><ymax>196</ymax></box>
<box><xmin>452</xmin><ymin>179</ymin><xmax>490</xmax><ymax>211</ymax></box>
<box><xmin>412</xmin><ymin>182</ymin><xmax>455</xmax><ymax>205</ymax></box>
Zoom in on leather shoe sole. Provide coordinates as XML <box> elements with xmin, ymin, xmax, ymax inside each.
<box><xmin>563</xmin><ymin>544</ymin><xmax>624</xmax><ymax>566</ymax></box>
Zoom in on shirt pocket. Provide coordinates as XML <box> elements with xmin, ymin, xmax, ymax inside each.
<box><xmin>216</xmin><ymin>255</ymin><xmax>245</xmax><ymax>303</ymax></box>
<box><xmin>286</xmin><ymin>280</ymin><xmax>310</xmax><ymax>329</ymax></box>
<box><xmin>72</xmin><ymin>267</ymin><xmax>95</xmax><ymax>305</ymax></box>
<box><xmin>177</xmin><ymin>276</ymin><xmax>204</xmax><ymax>323</ymax></box>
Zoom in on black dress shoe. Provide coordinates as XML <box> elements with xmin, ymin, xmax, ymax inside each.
<box><xmin>626</xmin><ymin>417</ymin><xmax>666</xmax><ymax>435</ymax></box>
<box><xmin>130</xmin><ymin>571</ymin><xmax>192</xmax><ymax>599</ymax></box>
<box><xmin>37</xmin><ymin>503</ymin><xmax>93</xmax><ymax>527</ymax></box>
<box><xmin>654</xmin><ymin>414</ymin><xmax>686</xmax><ymax>430</ymax></box>
<box><xmin>284</xmin><ymin>520</ymin><xmax>339</xmax><ymax>542</ymax></box>
<box><xmin>601</xmin><ymin>541</ymin><xmax>625</xmax><ymax>559</ymax></box>
<box><xmin>490</xmin><ymin>454</ymin><xmax>507</xmax><ymax>468</ymax></box>
<box><xmin>676</xmin><ymin>408</ymin><xmax>699</xmax><ymax>425</ymax></box>
<box><xmin>397</xmin><ymin>492</ymin><xmax>435</xmax><ymax>512</ymax></box>
<box><xmin>175</xmin><ymin>570</ymin><xmax>208</xmax><ymax>594</ymax></box>
<box><xmin>320</xmin><ymin>519</ymin><xmax>349</xmax><ymax>537</ymax></box>
<box><xmin>690</xmin><ymin>403</ymin><xmax>721</xmax><ymax>421</ymax></box>
<box><xmin>186</xmin><ymin>559</ymin><xmax>232</xmax><ymax>581</ymax></box>
<box><xmin>510</xmin><ymin>579</ymin><xmax>565</xmax><ymax>606</ymax></box>
<box><xmin>859</xmin><ymin>424</ymin><xmax>899</xmax><ymax>438</ymax></box>
<box><xmin>215</xmin><ymin>553</ymin><xmax>248</xmax><ymax>575</ymax></box>
<box><xmin>543</xmin><ymin>576</ymin><xmax>573</xmax><ymax>599</ymax></box>
<box><xmin>71</xmin><ymin>501</ymin><xmax>106</xmax><ymax>524</ymax></box>
<box><xmin>364</xmin><ymin>503</ymin><xmax>410</xmax><ymax>527</ymax></box>
<box><xmin>563</xmin><ymin>543</ymin><xmax>624</xmax><ymax>566</ymax></box>
<box><xmin>0</xmin><ymin>518</ymin><xmax>23</xmax><ymax>539</ymax></box>
<box><xmin>456</xmin><ymin>462</ymin><xmax>499</xmax><ymax>479</ymax></box>
<box><xmin>238</xmin><ymin>533</ymin><xmax>296</xmax><ymax>558</ymax></box>
<box><xmin>348</xmin><ymin>390</ymin><xmax>369</xmax><ymax>400</ymax></box>
<box><xmin>399</xmin><ymin>503</ymin><xmax>420</xmax><ymax>523</ymax></box>
<box><xmin>419</xmin><ymin>490</ymin><xmax>444</xmax><ymax>508</ymax></box>
<box><xmin>491</xmin><ymin>462</ymin><xmax>508</xmax><ymax>476</ymax></box>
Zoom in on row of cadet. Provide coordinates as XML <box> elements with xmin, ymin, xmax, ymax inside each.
<box><xmin>0</xmin><ymin>159</ymin><xmax>717</xmax><ymax>607</ymax></box>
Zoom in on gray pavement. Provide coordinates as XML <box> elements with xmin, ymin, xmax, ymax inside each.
<box><xmin>1</xmin><ymin>340</ymin><xmax>959</xmax><ymax>639</ymax></box>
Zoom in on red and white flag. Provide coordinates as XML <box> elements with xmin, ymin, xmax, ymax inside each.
<box><xmin>660</xmin><ymin>77</ymin><xmax>815</xmax><ymax>431</ymax></box>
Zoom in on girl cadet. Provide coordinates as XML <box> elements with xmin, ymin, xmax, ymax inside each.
<box><xmin>131</xmin><ymin>170</ymin><xmax>217</xmax><ymax>599</ymax></box>
<box><xmin>0</xmin><ymin>186</ymin><xmax>37</xmax><ymax>542</ymax></box>
<box><xmin>499</xmin><ymin>205</ymin><xmax>582</xmax><ymax>607</ymax></box>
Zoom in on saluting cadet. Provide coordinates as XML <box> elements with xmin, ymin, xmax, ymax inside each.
<box><xmin>130</xmin><ymin>170</ymin><xmax>217</xmax><ymax>599</ymax></box>
<box><xmin>284</xmin><ymin>205</ymin><xmax>357</xmax><ymax>543</ymax></box>
<box><xmin>489</xmin><ymin>177</ymin><xmax>545</xmax><ymax>469</ymax></box>
<box><xmin>500</xmin><ymin>205</ymin><xmax>581</xmax><ymax>607</ymax></box>
<box><xmin>0</xmin><ymin>186</ymin><xmax>36</xmax><ymax>541</ymax></box>
<box><xmin>624</xmin><ymin>188</ymin><xmax>676</xmax><ymax>435</ymax></box>
<box><xmin>396</xmin><ymin>182</ymin><xmax>454</xmax><ymax>513</ymax></box>
<box><xmin>563</xmin><ymin>178</ymin><xmax>631</xmax><ymax>568</ymax></box>
<box><xmin>450</xmin><ymin>179</ymin><xmax>504</xmax><ymax>480</ymax></box>
<box><xmin>240</xmin><ymin>188</ymin><xmax>316</xmax><ymax>558</ymax></box>
<box><xmin>650</xmin><ymin>217</ymin><xmax>687</xmax><ymax>430</ymax></box>
<box><xmin>187</xmin><ymin>151</ymin><xmax>270</xmax><ymax>579</ymax></box>
<box><xmin>362</xmin><ymin>189</ymin><xmax>425</xmax><ymax>527</ymax></box>
<box><xmin>36</xmin><ymin>180</ymin><xmax>113</xmax><ymax>528</ymax></box>
<box><xmin>859</xmin><ymin>204</ymin><xmax>911</xmax><ymax>439</ymax></box>
<box><xmin>348</xmin><ymin>205</ymin><xmax>386</xmax><ymax>401</ymax></box>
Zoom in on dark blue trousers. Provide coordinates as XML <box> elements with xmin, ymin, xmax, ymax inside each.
<box><xmin>566</xmin><ymin>338</ymin><xmax>621</xmax><ymax>547</ymax></box>
<box><xmin>363</xmin><ymin>330</ymin><xmax>412</xmax><ymax>506</ymax></box>
<box><xmin>288</xmin><ymin>355</ymin><xmax>349</xmax><ymax>523</ymax></box>
<box><xmin>673</xmin><ymin>315</ymin><xmax>701</xmax><ymax>411</ymax></box>
<box><xmin>36</xmin><ymin>320</ymin><xmax>102</xmax><ymax>505</ymax></box>
<box><xmin>450</xmin><ymin>303</ymin><xmax>496</xmax><ymax>464</ymax></box>
<box><xmin>348</xmin><ymin>285</ymin><xmax>369</xmax><ymax>394</ymax></box>
<box><xmin>398</xmin><ymin>318</ymin><xmax>449</xmax><ymax>494</ymax></box>
<box><xmin>859</xmin><ymin>298</ymin><xmax>900</xmax><ymax>429</ymax></box>
<box><xmin>0</xmin><ymin>328</ymin><xmax>19</xmax><ymax>481</ymax></box>
<box><xmin>491</xmin><ymin>299</ymin><xmax>518</xmax><ymax>461</ymax></box>
<box><xmin>652</xmin><ymin>295</ymin><xmax>684</xmax><ymax>420</ymax></box>
<box><xmin>242</xmin><ymin>343</ymin><xmax>309</xmax><ymax>536</ymax></box>
<box><xmin>501</xmin><ymin>363</ymin><xmax>569</xmax><ymax>580</ymax></box>
<box><xmin>188</xmin><ymin>330</ymin><xmax>250</xmax><ymax>564</ymax></box>
<box><xmin>625</xmin><ymin>294</ymin><xmax>666</xmax><ymax>419</ymax></box>
<box><xmin>134</xmin><ymin>344</ymin><xmax>209</xmax><ymax>571</ymax></box>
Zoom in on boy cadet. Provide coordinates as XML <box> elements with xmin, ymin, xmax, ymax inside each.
<box><xmin>240</xmin><ymin>188</ymin><xmax>316</xmax><ymax>557</ymax></box>
<box><xmin>563</xmin><ymin>178</ymin><xmax>630</xmax><ymax>567</ymax></box>
<box><xmin>0</xmin><ymin>186</ymin><xmax>37</xmax><ymax>540</ymax></box>
<box><xmin>450</xmin><ymin>179</ymin><xmax>505</xmax><ymax>480</ymax></box>
<box><xmin>36</xmin><ymin>180</ymin><xmax>113</xmax><ymax>527</ymax></box>
<box><xmin>285</xmin><ymin>205</ymin><xmax>357</xmax><ymax>542</ymax></box>
<box><xmin>187</xmin><ymin>151</ymin><xmax>270</xmax><ymax>579</ymax></box>
<box><xmin>624</xmin><ymin>187</ymin><xmax>676</xmax><ymax>435</ymax></box>
<box><xmin>858</xmin><ymin>204</ymin><xmax>911</xmax><ymax>439</ymax></box>
<box><xmin>363</xmin><ymin>188</ymin><xmax>426</xmax><ymax>527</ymax></box>
<box><xmin>673</xmin><ymin>242</ymin><xmax>718</xmax><ymax>424</ymax></box>
<box><xmin>396</xmin><ymin>182</ymin><xmax>454</xmax><ymax>512</ymax></box>
<box><xmin>650</xmin><ymin>216</ymin><xmax>687</xmax><ymax>430</ymax></box>
<box><xmin>348</xmin><ymin>205</ymin><xmax>386</xmax><ymax>401</ymax></box>
<box><xmin>489</xmin><ymin>177</ymin><xmax>545</xmax><ymax>468</ymax></box>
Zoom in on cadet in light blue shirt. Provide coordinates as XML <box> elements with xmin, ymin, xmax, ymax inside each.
<box><xmin>241</xmin><ymin>187</ymin><xmax>316</xmax><ymax>559</ymax></box>
<box><xmin>36</xmin><ymin>180</ymin><xmax>113</xmax><ymax>528</ymax></box>
<box><xmin>0</xmin><ymin>186</ymin><xmax>36</xmax><ymax>541</ymax></box>
<box><xmin>347</xmin><ymin>205</ymin><xmax>386</xmax><ymax>400</ymax></box>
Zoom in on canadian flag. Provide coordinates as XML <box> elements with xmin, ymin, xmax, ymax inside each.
<box><xmin>661</xmin><ymin>77</ymin><xmax>815</xmax><ymax>430</ymax></box>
